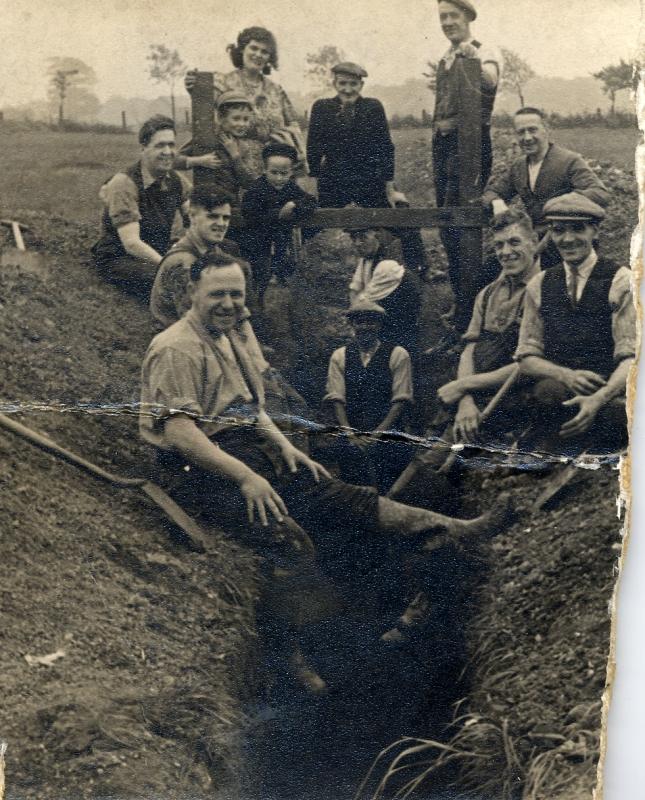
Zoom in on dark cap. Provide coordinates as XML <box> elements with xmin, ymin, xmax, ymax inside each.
<box><xmin>438</xmin><ymin>0</ymin><xmax>477</xmax><ymax>22</ymax></box>
<box><xmin>331</xmin><ymin>62</ymin><xmax>368</xmax><ymax>79</ymax></box>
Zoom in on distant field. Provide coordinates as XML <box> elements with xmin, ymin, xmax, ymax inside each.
<box><xmin>0</xmin><ymin>124</ymin><xmax>638</xmax><ymax>227</ymax></box>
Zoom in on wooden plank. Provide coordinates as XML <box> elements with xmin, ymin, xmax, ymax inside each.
<box><xmin>190</xmin><ymin>71</ymin><xmax>216</xmax><ymax>189</ymax></box>
<box><xmin>303</xmin><ymin>206</ymin><xmax>485</xmax><ymax>230</ymax></box>
<box><xmin>456</xmin><ymin>58</ymin><xmax>485</xmax><ymax>324</ymax></box>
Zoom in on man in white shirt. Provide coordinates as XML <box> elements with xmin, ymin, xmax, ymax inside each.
<box><xmin>515</xmin><ymin>193</ymin><xmax>635</xmax><ymax>455</ymax></box>
<box><xmin>432</xmin><ymin>0</ymin><xmax>503</xmax><ymax>332</ymax></box>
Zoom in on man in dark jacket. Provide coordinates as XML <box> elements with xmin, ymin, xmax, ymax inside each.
<box><xmin>482</xmin><ymin>107</ymin><xmax>610</xmax><ymax>266</ymax></box>
<box><xmin>92</xmin><ymin>115</ymin><xmax>189</xmax><ymax>299</ymax></box>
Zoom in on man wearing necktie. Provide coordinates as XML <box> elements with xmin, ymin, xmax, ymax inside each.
<box><xmin>515</xmin><ymin>193</ymin><xmax>636</xmax><ymax>455</ymax></box>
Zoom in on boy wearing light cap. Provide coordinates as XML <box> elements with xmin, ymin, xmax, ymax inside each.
<box><xmin>515</xmin><ymin>192</ymin><xmax>636</xmax><ymax>454</ymax></box>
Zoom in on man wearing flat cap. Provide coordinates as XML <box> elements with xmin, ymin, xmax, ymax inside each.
<box><xmin>322</xmin><ymin>299</ymin><xmax>414</xmax><ymax>491</ymax></box>
<box><xmin>515</xmin><ymin>193</ymin><xmax>636</xmax><ymax>455</ymax></box>
<box><xmin>432</xmin><ymin>0</ymin><xmax>503</xmax><ymax>331</ymax></box>
<box><xmin>307</xmin><ymin>62</ymin><xmax>428</xmax><ymax>271</ymax></box>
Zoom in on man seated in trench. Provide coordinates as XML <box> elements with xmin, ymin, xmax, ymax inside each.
<box><xmin>139</xmin><ymin>251</ymin><xmax>511</xmax><ymax>690</ymax></box>
<box><xmin>515</xmin><ymin>192</ymin><xmax>636</xmax><ymax>456</ymax></box>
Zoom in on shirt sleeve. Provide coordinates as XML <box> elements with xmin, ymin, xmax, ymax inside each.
<box><xmin>99</xmin><ymin>172</ymin><xmax>141</xmax><ymax>228</ymax></box>
<box><xmin>514</xmin><ymin>272</ymin><xmax>546</xmax><ymax>360</ymax></box>
<box><xmin>144</xmin><ymin>345</ymin><xmax>209</xmax><ymax>428</ymax></box>
<box><xmin>463</xmin><ymin>287</ymin><xmax>487</xmax><ymax>342</ymax></box>
<box><xmin>479</xmin><ymin>43</ymin><xmax>503</xmax><ymax>71</ymax></box>
<box><xmin>389</xmin><ymin>347</ymin><xmax>414</xmax><ymax>403</ymax></box>
<box><xmin>609</xmin><ymin>267</ymin><xmax>637</xmax><ymax>363</ymax></box>
<box><xmin>323</xmin><ymin>348</ymin><xmax>347</xmax><ymax>403</ymax></box>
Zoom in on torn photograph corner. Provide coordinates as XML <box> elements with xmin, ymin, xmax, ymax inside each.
<box><xmin>0</xmin><ymin>0</ymin><xmax>641</xmax><ymax>798</ymax></box>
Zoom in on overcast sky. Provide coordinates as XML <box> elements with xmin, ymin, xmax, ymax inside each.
<box><xmin>0</xmin><ymin>0</ymin><xmax>641</xmax><ymax>106</ymax></box>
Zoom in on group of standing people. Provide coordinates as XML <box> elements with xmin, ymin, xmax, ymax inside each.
<box><xmin>87</xmin><ymin>1</ymin><xmax>635</xmax><ymax>689</ymax></box>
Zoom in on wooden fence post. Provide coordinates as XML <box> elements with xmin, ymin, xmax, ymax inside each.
<box><xmin>456</xmin><ymin>58</ymin><xmax>484</xmax><ymax>320</ymax></box>
<box><xmin>121</xmin><ymin>110</ymin><xmax>127</xmax><ymax>131</ymax></box>
<box><xmin>191</xmin><ymin>72</ymin><xmax>215</xmax><ymax>189</ymax></box>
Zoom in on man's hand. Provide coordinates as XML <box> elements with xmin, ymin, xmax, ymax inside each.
<box><xmin>281</xmin><ymin>444</ymin><xmax>331</xmax><ymax>482</ymax></box>
<box><xmin>189</xmin><ymin>154</ymin><xmax>223</xmax><ymax>170</ymax></box>
<box><xmin>491</xmin><ymin>199</ymin><xmax>509</xmax><ymax>216</ymax></box>
<box><xmin>560</xmin><ymin>393</ymin><xmax>604</xmax><ymax>438</ymax></box>
<box><xmin>239</xmin><ymin>473</ymin><xmax>288</xmax><ymax>526</ymax></box>
<box><xmin>561</xmin><ymin>368</ymin><xmax>607</xmax><ymax>396</ymax></box>
<box><xmin>456</xmin><ymin>43</ymin><xmax>481</xmax><ymax>59</ymax></box>
<box><xmin>438</xmin><ymin>378</ymin><xmax>468</xmax><ymax>406</ymax></box>
<box><xmin>220</xmin><ymin>133</ymin><xmax>241</xmax><ymax>159</ymax></box>
<box><xmin>454</xmin><ymin>395</ymin><xmax>481</xmax><ymax>444</ymax></box>
<box><xmin>278</xmin><ymin>201</ymin><xmax>297</xmax><ymax>221</ymax></box>
<box><xmin>387</xmin><ymin>188</ymin><xmax>408</xmax><ymax>208</ymax></box>
<box><xmin>185</xmin><ymin>70</ymin><xmax>197</xmax><ymax>93</ymax></box>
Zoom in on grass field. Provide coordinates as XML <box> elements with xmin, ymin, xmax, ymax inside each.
<box><xmin>0</xmin><ymin>124</ymin><xmax>638</xmax><ymax>228</ymax></box>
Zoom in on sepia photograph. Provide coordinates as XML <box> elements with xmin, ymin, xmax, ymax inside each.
<box><xmin>0</xmin><ymin>1</ymin><xmax>642</xmax><ymax>798</ymax></box>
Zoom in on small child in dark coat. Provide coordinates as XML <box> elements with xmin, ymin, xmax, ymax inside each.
<box><xmin>242</xmin><ymin>142</ymin><xmax>317</xmax><ymax>299</ymax></box>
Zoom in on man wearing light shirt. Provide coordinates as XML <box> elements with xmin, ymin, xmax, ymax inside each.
<box><xmin>515</xmin><ymin>193</ymin><xmax>635</xmax><ymax>455</ymax></box>
<box><xmin>482</xmin><ymin>108</ymin><xmax>610</xmax><ymax>267</ymax></box>
<box><xmin>92</xmin><ymin>115</ymin><xmax>189</xmax><ymax>300</ymax></box>
<box><xmin>432</xmin><ymin>0</ymin><xmax>503</xmax><ymax>332</ymax></box>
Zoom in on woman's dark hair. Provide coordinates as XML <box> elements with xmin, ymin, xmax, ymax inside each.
<box><xmin>190</xmin><ymin>251</ymin><xmax>252</xmax><ymax>289</ymax></box>
<box><xmin>227</xmin><ymin>27</ymin><xmax>278</xmax><ymax>74</ymax></box>
<box><xmin>138</xmin><ymin>115</ymin><xmax>175</xmax><ymax>146</ymax></box>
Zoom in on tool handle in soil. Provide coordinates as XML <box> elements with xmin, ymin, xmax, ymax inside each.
<box><xmin>0</xmin><ymin>413</ymin><xmax>145</xmax><ymax>488</ymax></box>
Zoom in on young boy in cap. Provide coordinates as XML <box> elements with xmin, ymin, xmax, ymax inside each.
<box><xmin>241</xmin><ymin>141</ymin><xmax>317</xmax><ymax>300</ymax></box>
<box><xmin>515</xmin><ymin>192</ymin><xmax>636</xmax><ymax>455</ymax></box>
<box><xmin>322</xmin><ymin>299</ymin><xmax>414</xmax><ymax>492</ymax></box>
<box><xmin>174</xmin><ymin>90</ymin><xmax>256</xmax><ymax>208</ymax></box>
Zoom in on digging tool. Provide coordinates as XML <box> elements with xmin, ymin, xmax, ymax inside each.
<box><xmin>0</xmin><ymin>412</ymin><xmax>213</xmax><ymax>553</ymax></box>
<box><xmin>388</xmin><ymin>364</ymin><xmax>522</xmax><ymax>498</ymax></box>
<box><xmin>0</xmin><ymin>219</ymin><xmax>45</xmax><ymax>274</ymax></box>
<box><xmin>535</xmin><ymin>452</ymin><xmax>593</xmax><ymax>510</ymax></box>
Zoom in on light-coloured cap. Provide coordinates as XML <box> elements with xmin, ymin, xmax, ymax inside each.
<box><xmin>543</xmin><ymin>192</ymin><xmax>606</xmax><ymax>222</ymax></box>
<box><xmin>331</xmin><ymin>62</ymin><xmax>368</xmax><ymax>79</ymax></box>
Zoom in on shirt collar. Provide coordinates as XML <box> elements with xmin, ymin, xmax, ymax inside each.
<box><xmin>141</xmin><ymin>162</ymin><xmax>169</xmax><ymax>189</ymax></box>
<box><xmin>499</xmin><ymin>258</ymin><xmax>541</xmax><ymax>290</ymax></box>
<box><xmin>564</xmin><ymin>249</ymin><xmax>597</xmax><ymax>277</ymax></box>
<box><xmin>442</xmin><ymin>37</ymin><xmax>473</xmax><ymax>60</ymax></box>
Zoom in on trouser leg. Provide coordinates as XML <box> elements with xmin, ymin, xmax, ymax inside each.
<box><xmin>95</xmin><ymin>254</ymin><xmax>159</xmax><ymax>302</ymax></box>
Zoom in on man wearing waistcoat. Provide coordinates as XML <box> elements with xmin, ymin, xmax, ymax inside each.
<box><xmin>323</xmin><ymin>299</ymin><xmax>414</xmax><ymax>492</ymax></box>
<box><xmin>515</xmin><ymin>193</ymin><xmax>636</xmax><ymax>455</ymax></box>
<box><xmin>432</xmin><ymin>0</ymin><xmax>502</xmax><ymax>332</ymax></box>
<box><xmin>92</xmin><ymin>115</ymin><xmax>189</xmax><ymax>300</ymax></box>
<box><xmin>482</xmin><ymin>108</ymin><xmax>610</xmax><ymax>267</ymax></box>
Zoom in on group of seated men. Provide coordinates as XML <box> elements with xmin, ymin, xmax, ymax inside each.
<box><xmin>88</xmin><ymin>95</ymin><xmax>635</xmax><ymax>689</ymax></box>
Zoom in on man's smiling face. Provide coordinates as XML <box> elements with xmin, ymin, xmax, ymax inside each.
<box><xmin>191</xmin><ymin>264</ymin><xmax>246</xmax><ymax>334</ymax></box>
<box><xmin>141</xmin><ymin>129</ymin><xmax>176</xmax><ymax>177</ymax></box>
<box><xmin>438</xmin><ymin>1</ymin><xmax>470</xmax><ymax>44</ymax></box>
<box><xmin>189</xmin><ymin>203</ymin><xmax>231</xmax><ymax>246</ymax></box>
<box><xmin>493</xmin><ymin>222</ymin><xmax>537</xmax><ymax>278</ymax></box>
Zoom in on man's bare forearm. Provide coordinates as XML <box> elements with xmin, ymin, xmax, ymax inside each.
<box><xmin>374</xmin><ymin>401</ymin><xmax>406</xmax><ymax>433</ymax></box>
<box><xmin>593</xmin><ymin>358</ymin><xmax>633</xmax><ymax>405</ymax></box>
<box><xmin>520</xmin><ymin>355</ymin><xmax>569</xmax><ymax>383</ymax></box>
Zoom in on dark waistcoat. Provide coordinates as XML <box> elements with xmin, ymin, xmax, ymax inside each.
<box><xmin>344</xmin><ymin>341</ymin><xmax>396</xmax><ymax>432</ymax></box>
<box><xmin>94</xmin><ymin>162</ymin><xmax>183</xmax><ymax>263</ymax></box>
<box><xmin>541</xmin><ymin>257</ymin><xmax>618</xmax><ymax>376</ymax></box>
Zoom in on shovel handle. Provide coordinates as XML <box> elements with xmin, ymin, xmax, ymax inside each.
<box><xmin>11</xmin><ymin>222</ymin><xmax>25</xmax><ymax>251</ymax></box>
<box><xmin>0</xmin><ymin>413</ymin><xmax>144</xmax><ymax>488</ymax></box>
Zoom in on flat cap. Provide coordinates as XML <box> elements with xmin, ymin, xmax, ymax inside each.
<box><xmin>543</xmin><ymin>192</ymin><xmax>606</xmax><ymax>222</ymax></box>
<box><xmin>331</xmin><ymin>62</ymin><xmax>368</xmax><ymax>79</ymax></box>
<box><xmin>439</xmin><ymin>0</ymin><xmax>477</xmax><ymax>21</ymax></box>
<box><xmin>216</xmin><ymin>90</ymin><xmax>253</xmax><ymax>109</ymax></box>
<box><xmin>346</xmin><ymin>299</ymin><xmax>386</xmax><ymax>319</ymax></box>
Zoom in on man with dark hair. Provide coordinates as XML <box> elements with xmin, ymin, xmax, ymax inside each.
<box><xmin>432</xmin><ymin>0</ymin><xmax>502</xmax><ymax>331</ymax></box>
<box><xmin>482</xmin><ymin>108</ymin><xmax>609</xmax><ymax>267</ymax></box>
<box><xmin>149</xmin><ymin>188</ymin><xmax>241</xmax><ymax>329</ymax></box>
<box><xmin>515</xmin><ymin>193</ymin><xmax>635</xmax><ymax>455</ymax></box>
<box><xmin>92</xmin><ymin>115</ymin><xmax>189</xmax><ymax>299</ymax></box>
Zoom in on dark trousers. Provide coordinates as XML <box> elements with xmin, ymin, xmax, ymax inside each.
<box><xmin>244</xmin><ymin>226</ymin><xmax>296</xmax><ymax>301</ymax></box>
<box><xmin>525</xmin><ymin>377</ymin><xmax>628</xmax><ymax>456</ymax></box>
<box><xmin>433</xmin><ymin>126</ymin><xmax>493</xmax><ymax>333</ymax></box>
<box><xmin>93</xmin><ymin>254</ymin><xmax>159</xmax><ymax>303</ymax></box>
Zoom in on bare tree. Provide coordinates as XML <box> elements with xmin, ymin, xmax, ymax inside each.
<box><xmin>47</xmin><ymin>57</ymin><xmax>97</xmax><ymax>126</ymax></box>
<box><xmin>305</xmin><ymin>45</ymin><xmax>346</xmax><ymax>93</ymax></box>
<box><xmin>500</xmin><ymin>48</ymin><xmax>536</xmax><ymax>108</ymax></box>
<box><xmin>147</xmin><ymin>44</ymin><xmax>187</xmax><ymax>122</ymax></box>
<box><xmin>593</xmin><ymin>59</ymin><xmax>635</xmax><ymax>115</ymax></box>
